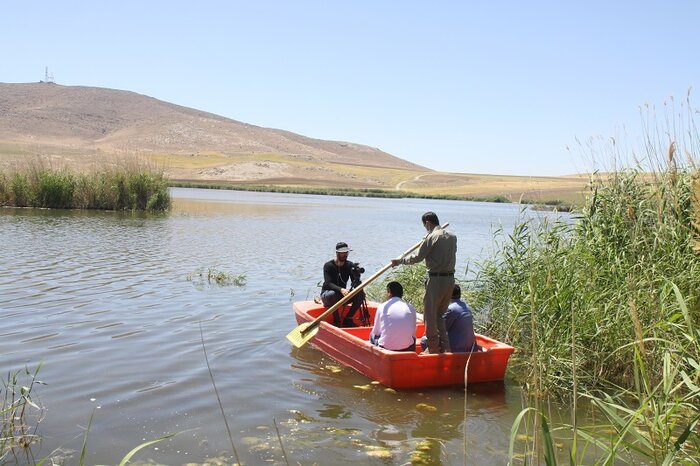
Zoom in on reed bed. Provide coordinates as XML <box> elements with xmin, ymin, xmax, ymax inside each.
<box><xmin>472</xmin><ymin>147</ymin><xmax>699</xmax><ymax>397</ymax></box>
<box><xmin>470</xmin><ymin>97</ymin><xmax>700</xmax><ymax>463</ymax></box>
<box><xmin>0</xmin><ymin>158</ymin><xmax>171</xmax><ymax>212</ymax></box>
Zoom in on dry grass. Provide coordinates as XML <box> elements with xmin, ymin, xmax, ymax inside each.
<box><xmin>399</xmin><ymin>172</ymin><xmax>588</xmax><ymax>203</ymax></box>
<box><xmin>158</xmin><ymin>153</ymin><xmax>586</xmax><ymax>203</ymax></box>
<box><xmin>1</xmin><ymin>147</ymin><xmax>588</xmax><ymax>204</ymax></box>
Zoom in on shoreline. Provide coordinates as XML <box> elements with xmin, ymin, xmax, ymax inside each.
<box><xmin>168</xmin><ymin>179</ymin><xmax>576</xmax><ymax>211</ymax></box>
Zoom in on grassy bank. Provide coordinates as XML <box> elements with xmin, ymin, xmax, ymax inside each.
<box><xmin>0</xmin><ymin>161</ymin><xmax>171</xmax><ymax>212</ymax></box>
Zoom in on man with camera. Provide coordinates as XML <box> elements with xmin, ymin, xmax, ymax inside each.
<box><xmin>320</xmin><ymin>241</ymin><xmax>367</xmax><ymax>327</ymax></box>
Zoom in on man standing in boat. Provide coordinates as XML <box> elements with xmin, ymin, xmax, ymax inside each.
<box><xmin>391</xmin><ymin>212</ymin><xmax>456</xmax><ymax>354</ymax></box>
<box><xmin>420</xmin><ymin>283</ymin><xmax>480</xmax><ymax>353</ymax></box>
<box><xmin>320</xmin><ymin>241</ymin><xmax>366</xmax><ymax>326</ymax></box>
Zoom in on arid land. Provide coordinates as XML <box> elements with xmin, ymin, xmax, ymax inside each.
<box><xmin>0</xmin><ymin>82</ymin><xmax>589</xmax><ymax>205</ymax></box>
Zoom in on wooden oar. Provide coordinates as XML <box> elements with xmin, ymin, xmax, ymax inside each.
<box><xmin>286</xmin><ymin>223</ymin><xmax>448</xmax><ymax>348</ymax></box>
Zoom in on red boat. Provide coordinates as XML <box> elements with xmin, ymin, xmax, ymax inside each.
<box><xmin>292</xmin><ymin>300</ymin><xmax>515</xmax><ymax>389</ymax></box>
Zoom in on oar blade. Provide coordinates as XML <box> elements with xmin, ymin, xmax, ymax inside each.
<box><xmin>286</xmin><ymin>322</ymin><xmax>320</xmax><ymax>348</ymax></box>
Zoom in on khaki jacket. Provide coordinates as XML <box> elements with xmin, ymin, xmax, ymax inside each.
<box><xmin>400</xmin><ymin>225</ymin><xmax>456</xmax><ymax>273</ymax></box>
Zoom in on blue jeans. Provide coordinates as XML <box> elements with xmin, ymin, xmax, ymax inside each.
<box><xmin>320</xmin><ymin>290</ymin><xmax>341</xmax><ymax>308</ymax></box>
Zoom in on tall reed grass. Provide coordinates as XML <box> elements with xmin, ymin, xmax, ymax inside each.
<box><xmin>471</xmin><ymin>96</ymin><xmax>700</xmax><ymax>463</ymax></box>
<box><xmin>0</xmin><ymin>158</ymin><xmax>171</xmax><ymax>212</ymax></box>
<box><xmin>1</xmin><ymin>364</ymin><xmax>44</xmax><ymax>466</ymax></box>
<box><xmin>472</xmin><ymin>142</ymin><xmax>699</xmax><ymax>396</ymax></box>
<box><xmin>365</xmin><ymin>263</ymin><xmax>430</xmax><ymax>309</ymax></box>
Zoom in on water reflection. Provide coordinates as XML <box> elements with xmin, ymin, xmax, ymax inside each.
<box><xmin>173</xmin><ymin>197</ymin><xmax>296</xmax><ymax>216</ymax></box>
<box><xmin>318</xmin><ymin>403</ymin><xmax>353</xmax><ymax>420</ymax></box>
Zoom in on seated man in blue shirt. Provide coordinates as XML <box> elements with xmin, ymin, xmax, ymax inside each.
<box><xmin>420</xmin><ymin>284</ymin><xmax>480</xmax><ymax>353</ymax></box>
<box><xmin>370</xmin><ymin>281</ymin><xmax>417</xmax><ymax>352</ymax></box>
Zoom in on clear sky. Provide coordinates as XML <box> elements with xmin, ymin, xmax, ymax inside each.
<box><xmin>3</xmin><ymin>1</ymin><xmax>698</xmax><ymax>176</ymax></box>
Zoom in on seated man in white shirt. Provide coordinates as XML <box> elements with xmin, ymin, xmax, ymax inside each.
<box><xmin>369</xmin><ymin>281</ymin><xmax>417</xmax><ymax>352</ymax></box>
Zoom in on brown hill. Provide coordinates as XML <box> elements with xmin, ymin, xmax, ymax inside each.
<box><xmin>0</xmin><ymin>82</ymin><xmax>428</xmax><ymax>187</ymax></box>
<box><xmin>0</xmin><ymin>82</ymin><xmax>588</xmax><ymax>202</ymax></box>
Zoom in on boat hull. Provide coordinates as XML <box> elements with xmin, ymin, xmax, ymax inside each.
<box><xmin>293</xmin><ymin>301</ymin><xmax>514</xmax><ymax>389</ymax></box>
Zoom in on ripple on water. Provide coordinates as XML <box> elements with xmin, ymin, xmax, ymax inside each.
<box><xmin>21</xmin><ymin>332</ymin><xmax>60</xmax><ymax>343</ymax></box>
<box><xmin>0</xmin><ymin>191</ymin><xmax>564</xmax><ymax>464</ymax></box>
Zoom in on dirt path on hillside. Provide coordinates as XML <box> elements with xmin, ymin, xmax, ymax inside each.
<box><xmin>395</xmin><ymin>173</ymin><xmax>427</xmax><ymax>190</ymax></box>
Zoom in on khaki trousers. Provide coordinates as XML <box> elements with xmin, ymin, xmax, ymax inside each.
<box><xmin>423</xmin><ymin>275</ymin><xmax>455</xmax><ymax>353</ymax></box>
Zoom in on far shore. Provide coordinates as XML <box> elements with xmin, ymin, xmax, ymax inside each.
<box><xmin>169</xmin><ymin>179</ymin><xmax>579</xmax><ymax>211</ymax></box>
<box><xmin>0</xmin><ymin>151</ymin><xmax>588</xmax><ymax>211</ymax></box>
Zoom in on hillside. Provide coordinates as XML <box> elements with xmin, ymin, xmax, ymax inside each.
<box><xmin>0</xmin><ymin>82</ymin><xmax>427</xmax><ymax>188</ymax></box>
<box><xmin>0</xmin><ymin>82</ymin><xmax>587</xmax><ymax>201</ymax></box>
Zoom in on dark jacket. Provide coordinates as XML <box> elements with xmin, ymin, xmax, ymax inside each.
<box><xmin>322</xmin><ymin>259</ymin><xmax>353</xmax><ymax>293</ymax></box>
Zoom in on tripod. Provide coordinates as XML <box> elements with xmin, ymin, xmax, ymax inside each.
<box><xmin>333</xmin><ymin>282</ymin><xmax>371</xmax><ymax>327</ymax></box>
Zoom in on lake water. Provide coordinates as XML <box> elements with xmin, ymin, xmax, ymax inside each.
<box><xmin>0</xmin><ymin>188</ymin><xmax>567</xmax><ymax>465</ymax></box>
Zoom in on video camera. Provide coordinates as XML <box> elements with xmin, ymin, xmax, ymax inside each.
<box><xmin>342</xmin><ymin>262</ymin><xmax>369</xmax><ymax>327</ymax></box>
<box><xmin>349</xmin><ymin>262</ymin><xmax>365</xmax><ymax>288</ymax></box>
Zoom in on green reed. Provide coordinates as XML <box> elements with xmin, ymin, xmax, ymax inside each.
<box><xmin>471</xmin><ymin>167</ymin><xmax>699</xmax><ymax>396</ymax></box>
<box><xmin>475</xmin><ymin>96</ymin><xmax>700</xmax><ymax>463</ymax></box>
<box><xmin>365</xmin><ymin>263</ymin><xmax>430</xmax><ymax>311</ymax></box>
<box><xmin>572</xmin><ymin>285</ymin><xmax>699</xmax><ymax>465</ymax></box>
<box><xmin>508</xmin><ymin>285</ymin><xmax>699</xmax><ymax>465</ymax></box>
<box><xmin>1</xmin><ymin>364</ymin><xmax>44</xmax><ymax>466</ymax></box>
<box><xmin>479</xmin><ymin>170</ymin><xmax>700</xmax><ymax>462</ymax></box>
<box><xmin>0</xmin><ymin>158</ymin><xmax>171</xmax><ymax>211</ymax></box>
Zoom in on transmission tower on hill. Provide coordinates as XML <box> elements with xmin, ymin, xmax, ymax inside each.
<box><xmin>42</xmin><ymin>66</ymin><xmax>55</xmax><ymax>83</ymax></box>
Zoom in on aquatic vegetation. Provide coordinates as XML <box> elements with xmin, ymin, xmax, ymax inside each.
<box><xmin>324</xmin><ymin>364</ymin><xmax>342</xmax><ymax>373</ymax></box>
<box><xmin>1</xmin><ymin>364</ymin><xmax>44</xmax><ymax>466</ymax></box>
<box><xmin>187</xmin><ymin>267</ymin><xmax>247</xmax><ymax>287</ymax></box>
<box><xmin>484</xmin><ymin>97</ymin><xmax>700</xmax><ymax>463</ymax></box>
<box><xmin>509</xmin><ymin>315</ymin><xmax>700</xmax><ymax>465</ymax></box>
<box><xmin>364</xmin><ymin>446</ymin><xmax>393</xmax><ymax>459</ymax></box>
<box><xmin>415</xmin><ymin>403</ymin><xmax>438</xmax><ymax>412</ymax></box>
<box><xmin>561</xmin><ymin>285</ymin><xmax>699</xmax><ymax>465</ymax></box>
<box><xmin>472</xmin><ymin>167</ymin><xmax>700</xmax><ymax>396</ymax></box>
<box><xmin>272</xmin><ymin>418</ymin><xmax>290</xmax><ymax>466</ymax></box>
<box><xmin>410</xmin><ymin>438</ymin><xmax>447</xmax><ymax>466</ymax></box>
<box><xmin>0</xmin><ymin>157</ymin><xmax>171</xmax><ymax>211</ymax></box>
<box><xmin>353</xmin><ymin>384</ymin><xmax>373</xmax><ymax>391</ymax></box>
